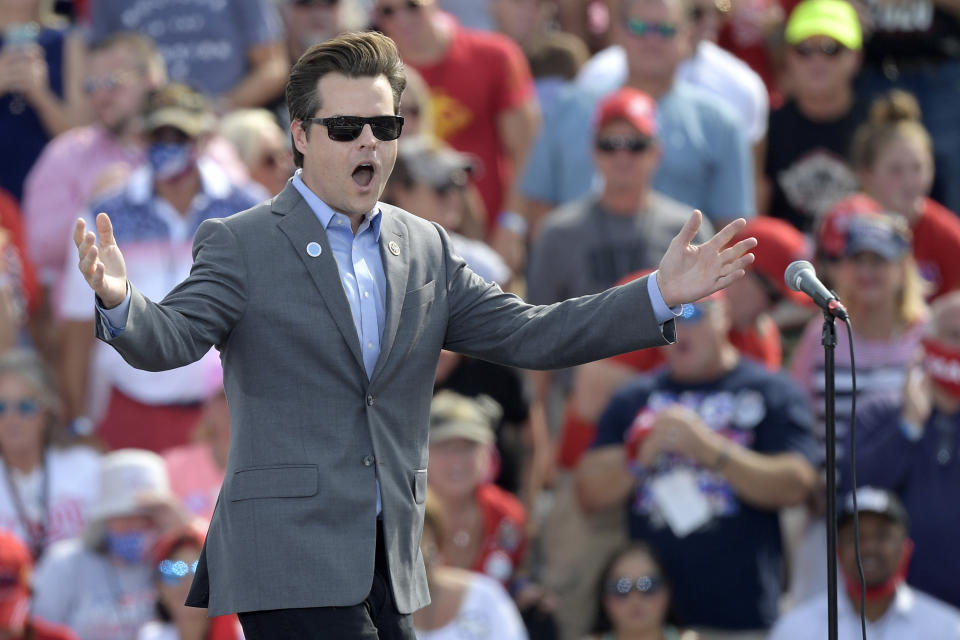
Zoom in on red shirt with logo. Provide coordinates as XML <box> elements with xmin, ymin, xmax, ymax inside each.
<box><xmin>471</xmin><ymin>483</ymin><xmax>527</xmax><ymax>585</ymax></box>
<box><xmin>912</xmin><ymin>197</ymin><xmax>960</xmax><ymax>301</ymax></box>
<box><xmin>410</xmin><ymin>17</ymin><xmax>535</xmax><ymax>227</ymax></box>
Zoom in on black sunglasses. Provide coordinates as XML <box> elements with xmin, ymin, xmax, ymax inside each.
<box><xmin>792</xmin><ymin>40</ymin><xmax>845</xmax><ymax>58</ymax></box>
<box><xmin>605</xmin><ymin>575</ymin><xmax>664</xmax><ymax>597</ymax></box>
<box><xmin>307</xmin><ymin>115</ymin><xmax>404</xmax><ymax>142</ymax></box>
<box><xmin>596</xmin><ymin>136</ymin><xmax>652</xmax><ymax>153</ymax></box>
<box><xmin>378</xmin><ymin>0</ymin><xmax>425</xmax><ymax>18</ymax></box>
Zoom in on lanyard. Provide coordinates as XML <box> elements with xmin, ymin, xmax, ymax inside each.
<box><xmin>2</xmin><ymin>452</ymin><xmax>49</xmax><ymax>559</ymax></box>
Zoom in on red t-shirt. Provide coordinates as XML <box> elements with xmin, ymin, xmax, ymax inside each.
<box><xmin>411</xmin><ymin>18</ymin><xmax>535</xmax><ymax>227</ymax></box>
<box><xmin>471</xmin><ymin>483</ymin><xmax>526</xmax><ymax>585</ymax></box>
<box><xmin>912</xmin><ymin>197</ymin><xmax>960</xmax><ymax>301</ymax></box>
<box><xmin>0</xmin><ymin>188</ymin><xmax>41</xmax><ymax>316</ymax></box>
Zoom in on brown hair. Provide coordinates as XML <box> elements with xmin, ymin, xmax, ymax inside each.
<box><xmin>286</xmin><ymin>31</ymin><xmax>407</xmax><ymax>167</ymax></box>
<box><xmin>851</xmin><ymin>90</ymin><xmax>933</xmax><ymax>172</ymax></box>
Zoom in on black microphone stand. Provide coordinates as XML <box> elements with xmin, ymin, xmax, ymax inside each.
<box><xmin>821</xmin><ymin>310</ymin><xmax>839</xmax><ymax>640</ymax></box>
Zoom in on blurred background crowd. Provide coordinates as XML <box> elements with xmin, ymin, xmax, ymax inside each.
<box><xmin>0</xmin><ymin>0</ymin><xmax>960</xmax><ymax>638</ymax></box>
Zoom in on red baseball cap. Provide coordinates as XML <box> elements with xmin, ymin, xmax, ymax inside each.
<box><xmin>0</xmin><ymin>530</ymin><xmax>31</xmax><ymax>630</ymax></box>
<box><xmin>595</xmin><ymin>88</ymin><xmax>657</xmax><ymax>137</ymax></box>
<box><xmin>734</xmin><ymin>216</ymin><xmax>812</xmax><ymax>306</ymax></box>
<box><xmin>816</xmin><ymin>194</ymin><xmax>885</xmax><ymax>260</ymax></box>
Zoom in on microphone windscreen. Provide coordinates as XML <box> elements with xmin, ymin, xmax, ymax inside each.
<box><xmin>784</xmin><ymin>260</ymin><xmax>814</xmax><ymax>292</ymax></box>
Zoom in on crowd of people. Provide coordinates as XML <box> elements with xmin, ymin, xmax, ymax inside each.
<box><xmin>1</xmin><ymin>0</ymin><xmax>960</xmax><ymax>638</ymax></box>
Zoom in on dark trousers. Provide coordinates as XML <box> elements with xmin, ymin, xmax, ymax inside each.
<box><xmin>238</xmin><ymin>522</ymin><xmax>417</xmax><ymax>640</ymax></box>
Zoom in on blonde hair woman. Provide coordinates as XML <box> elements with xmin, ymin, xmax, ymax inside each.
<box><xmin>851</xmin><ymin>90</ymin><xmax>960</xmax><ymax>301</ymax></box>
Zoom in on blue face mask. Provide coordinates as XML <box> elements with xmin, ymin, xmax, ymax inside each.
<box><xmin>105</xmin><ymin>530</ymin><xmax>154</xmax><ymax>565</ymax></box>
<box><xmin>147</xmin><ymin>142</ymin><xmax>195</xmax><ymax>181</ymax></box>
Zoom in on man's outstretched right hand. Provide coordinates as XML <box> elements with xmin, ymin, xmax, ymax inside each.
<box><xmin>74</xmin><ymin>212</ymin><xmax>128</xmax><ymax>309</ymax></box>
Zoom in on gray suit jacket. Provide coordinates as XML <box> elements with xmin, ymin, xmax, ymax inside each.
<box><xmin>95</xmin><ymin>182</ymin><xmax>676</xmax><ymax>616</ymax></box>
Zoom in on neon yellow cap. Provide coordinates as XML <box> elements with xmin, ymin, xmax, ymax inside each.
<box><xmin>785</xmin><ymin>0</ymin><xmax>863</xmax><ymax>51</ymax></box>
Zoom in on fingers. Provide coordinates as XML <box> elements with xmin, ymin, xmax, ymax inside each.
<box><xmin>713</xmin><ymin>268</ymin><xmax>748</xmax><ymax>291</ymax></box>
<box><xmin>73</xmin><ymin>218</ymin><xmax>87</xmax><ymax>249</ymax></box>
<box><xmin>672</xmin><ymin>210</ymin><xmax>703</xmax><ymax>249</ymax></box>
<box><xmin>705</xmin><ymin>217</ymin><xmax>748</xmax><ymax>251</ymax></box>
<box><xmin>719</xmin><ymin>237</ymin><xmax>758</xmax><ymax>264</ymax></box>
<box><xmin>96</xmin><ymin>212</ymin><xmax>116</xmax><ymax>247</ymax></box>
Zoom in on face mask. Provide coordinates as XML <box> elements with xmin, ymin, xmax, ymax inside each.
<box><xmin>923</xmin><ymin>338</ymin><xmax>960</xmax><ymax>400</ymax></box>
<box><xmin>843</xmin><ymin>538</ymin><xmax>914</xmax><ymax>604</ymax></box>
<box><xmin>147</xmin><ymin>142</ymin><xmax>196</xmax><ymax>181</ymax></box>
<box><xmin>105</xmin><ymin>529</ymin><xmax>154</xmax><ymax>565</ymax></box>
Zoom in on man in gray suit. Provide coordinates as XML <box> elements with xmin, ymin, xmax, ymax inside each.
<box><xmin>73</xmin><ymin>31</ymin><xmax>756</xmax><ymax>640</ymax></box>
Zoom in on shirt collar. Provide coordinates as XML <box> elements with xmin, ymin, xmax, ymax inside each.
<box><xmin>840</xmin><ymin>583</ymin><xmax>915</xmax><ymax>622</ymax></box>
<box><xmin>127</xmin><ymin>157</ymin><xmax>233</xmax><ymax>205</ymax></box>
<box><xmin>291</xmin><ymin>169</ymin><xmax>382</xmax><ymax>239</ymax></box>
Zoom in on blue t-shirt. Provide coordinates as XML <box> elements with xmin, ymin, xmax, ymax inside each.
<box><xmin>520</xmin><ymin>82</ymin><xmax>755</xmax><ymax>223</ymax></box>
<box><xmin>0</xmin><ymin>26</ymin><xmax>64</xmax><ymax>202</ymax></box>
<box><xmin>593</xmin><ymin>359</ymin><xmax>815</xmax><ymax>630</ymax></box>
<box><xmin>90</xmin><ymin>0</ymin><xmax>283</xmax><ymax>97</ymax></box>
<box><xmin>848</xmin><ymin>394</ymin><xmax>960</xmax><ymax>609</ymax></box>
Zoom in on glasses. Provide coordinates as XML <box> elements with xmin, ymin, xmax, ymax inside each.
<box><xmin>158</xmin><ymin>558</ymin><xmax>199</xmax><ymax>585</ymax></box>
<box><xmin>596</xmin><ymin>136</ymin><xmax>651</xmax><ymax>154</ymax></box>
<box><xmin>0</xmin><ymin>398</ymin><xmax>39</xmax><ymax>418</ymax></box>
<box><xmin>625</xmin><ymin>18</ymin><xmax>678</xmax><ymax>38</ymax></box>
<box><xmin>605</xmin><ymin>575</ymin><xmax>664</xmax><ymax>597</ymax></box>
<box><xmin>792</xmin><ymin>40</ymin><xmax>846</xmax><ymax>58</ymax></box>
<box><xmin>83</xmin><ymin>69</ymin><xmax>139</xmax><ymax>95</ymax></box>
<box><xmin>307</xmin><ymin>115</ymin><xmax>404</xmax><ymax>142</ymax></box>
<box><xmin>378</xmin><ymin>0</ymin><xmax>426</xmax><ymax>18</ymax></box>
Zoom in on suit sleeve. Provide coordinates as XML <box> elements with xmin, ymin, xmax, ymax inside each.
<box><xmin>96</xmin><ymin>218</ymin><xmax>248</xmax><ymax>371</ymax></box>
<box><xmin>438</xmin><ymin>224</ymin><xmax>675</xmax><ymax>369</ymax></box>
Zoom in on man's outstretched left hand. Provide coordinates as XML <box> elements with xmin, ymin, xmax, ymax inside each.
<box><xmin>657</xmin><ymin>210</ymin><xmax>756</xmax><ymax>308</ymax></box>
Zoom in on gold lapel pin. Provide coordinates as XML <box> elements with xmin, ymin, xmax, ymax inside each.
<box><xmin>388</xmin><ymin>240</ymin><xmax>400</xmax><ymax>256</ymax></box>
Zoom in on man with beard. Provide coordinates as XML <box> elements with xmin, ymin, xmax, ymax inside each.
<box><xmin>769</xmin><ymin>487</ymin><xmax>960</xmax><ymax>638</ymax></box>
<box><xmin>23</xmin><ymin>33</ymin><xmax>166</xmax><ymax>297</ymax></box>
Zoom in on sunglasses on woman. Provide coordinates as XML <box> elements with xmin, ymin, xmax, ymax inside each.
<box><xmin>158</xmin><ymin>558</ymin><xmax>200</xmax><ymax>585</ymax></box>
<box><xmin>0</xmin><ymin>398</ymin><xmax>39</xmax><ymax>418</ymax></box>
<box><xmin>605</xmin><ymin>575</ymin><xmax>664</xmax><ymax>597</ymax></box>
<box><xmin>307</xmin><ymin>115</ymin><xmax>404</xmax><ymax>142</ymax></box>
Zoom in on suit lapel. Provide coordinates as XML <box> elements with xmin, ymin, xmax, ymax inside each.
<box><xmin>274</xmin><ymin>184</ymin><xmax>366</xmax><ymax>376</ymax></box>
<box><xmin>371</xmin><ymin>208</ymin><xmax>409</xmax><ymax>383</ymax></box>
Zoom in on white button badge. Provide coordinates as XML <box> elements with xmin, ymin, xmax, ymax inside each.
<box><xmin>306</xmin><ymin>242</ymin><xmax>322</xmax><ymax>257</ymax></box>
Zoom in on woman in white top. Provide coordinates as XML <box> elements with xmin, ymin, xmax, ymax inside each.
<box><xmin>0</xmin><ymin>348</ymin><xmax>100</xmax><ymax>558</ymax></box>
<box><xmin>413</xmin><ymin>493</ymin><xmax>528</xmax><ymax>640</ymax></box>
<box><xmin>584</xmin><ymin>543</ymin><xmax>698</xmax><ymax>640</ymax></box>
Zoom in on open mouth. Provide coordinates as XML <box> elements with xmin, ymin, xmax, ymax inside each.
<box><xmin>352</xmin><ymin>163</ymin><xmax>375</xmax><ymax>188</ymax></box>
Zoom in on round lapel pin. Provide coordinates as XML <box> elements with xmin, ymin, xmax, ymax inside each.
<box><xmin>306</xmin><ymin>242</ymin><xmax>322</xmax><ymax>257</ymax></box>
<box><xmin>388</xmin><ymin>241</ymin><xmax>400</xmax><ymax>256</ymax></box>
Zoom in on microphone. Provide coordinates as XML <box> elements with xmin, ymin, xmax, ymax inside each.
<box><xmin>784</xmin><ymin>261</ymin><xmax>849</xmax><ymax>320</ymax></box>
